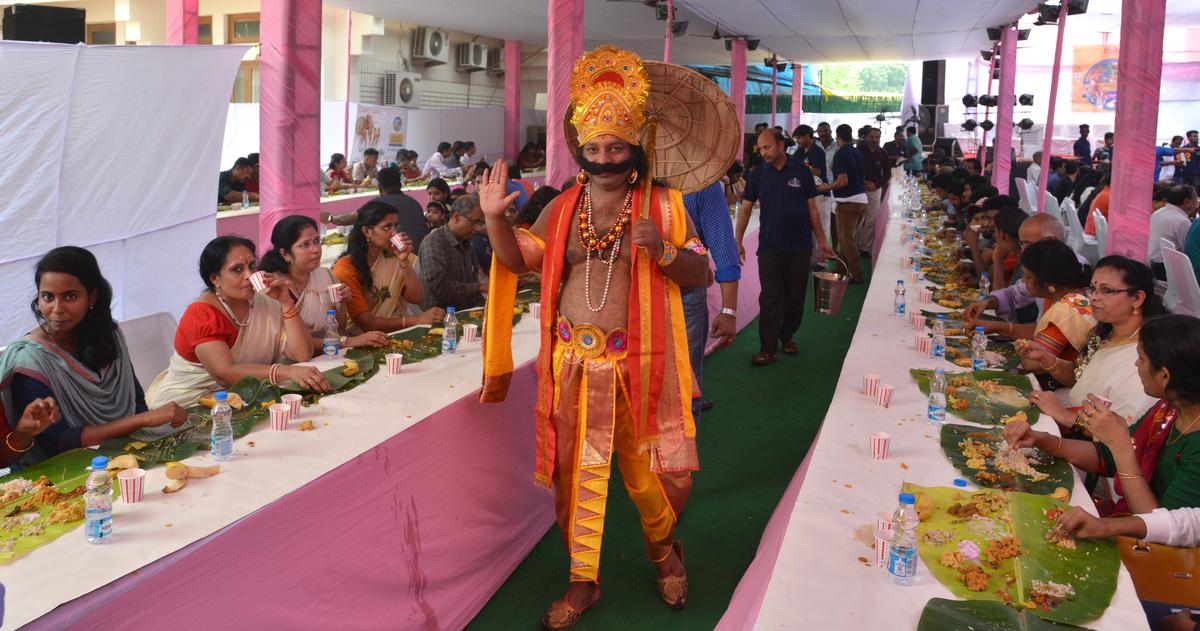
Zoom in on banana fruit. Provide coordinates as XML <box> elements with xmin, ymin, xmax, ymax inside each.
<box><xmin>106</xmin><ymin>454</ymin><xmax>140</xmax><ymax>472</ymax></box>
<box><xmin>198</xmin><ymin>392</ymin><xmax>245</xmax><ymax>410</ymax></box>
<box><xmin>341</xmin><ymin>359</ymin><xmax>360</xmax><ymax>377</ymax></box>
<box><xmin>161</xmin><ymin>461</ymin><xmax>222</xmax><ymax>494</ymax></box>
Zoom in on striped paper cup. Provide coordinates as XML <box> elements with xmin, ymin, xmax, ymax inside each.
<box><xmin>269</xmin><ymin>404</ymin><xmax>290</xmax><ymax>431</ymax></box>
<box><xmin>863</xmin><ymin>374</ymin><xmax>880</xmax><ymax>398</ymax></box>
<box><xmin>390</xmin><ymin>233</ymin><xmax>410</xmax><ymax>254</ymax></box>
<box><xmin>249</xmin><ymin>271</ymin><xmax>269</xmax><ymax>293</ymax></box>
<box><xmin>386</xmin><ymin>353</ymin><xmax>404</xmax><ymax>375</ymax></box>
<box><xmin>529</xmin><ymin>303</ymin><xmax>542</xmax><ymax>320</ymax></box>
<box><xmin>875</xmin><ymin>532</ymin><xmax>892</xmax><ymax>569</ymax></box>
<box><xmin>281</xmin><ymin>394</ymin><xmax>302</xmax><ymax>420</ymax></box>
<box><xmin>876</xmin><ymin>385</ymin><xmax>895</xmax><ymax>409</ymax></box>
<box><xmin>908</xmin><ymin>271</ymin><xmax>920</xmax><ymax>285</ymax></box>
<box><xmin>117</xmin><ymin>468</ymin><xmax>145</xmax><ymax>504</ymax></box>
<box><xmin>919</xmin><ymin>289</ymin><xmax>933</xmax><ymax>304</ymax></box>
<box><xmin>915</xmin><ymin>334</ymin><xmax>932</xmax><ymax>355</ymax></box>
<box><xmin>912</xmin><ymin>314</ymin><xmax>927</xmax><ymax>331</ymax></box>
<box><xmin>463</xmin><ymin>323</ymin><xmax>479</xmax><ymax>343</ymax></box>
<box><xmin>326</xmin><ymin>283</ymin><xmax>346</xmax><ymax>303</ymax></box>
<box><xmin>871</xmin><ymin>431</ymin><xmax>891</xmax><ymax>459</ymax></box>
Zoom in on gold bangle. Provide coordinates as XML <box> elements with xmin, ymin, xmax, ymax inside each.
<box><xmin>1116</xmin><ymin>472</ymin><xmax>1144</xmax><ymax>480</ymax></box>
<box><xmin>281</xmin><ymin>306</ymin><xmax>301</xmax><ymax>320</ymax></box>
<box><xmin>5</xmin><ymin>432</ymin><xmax>34</xmax><ymax>453</ymax></box>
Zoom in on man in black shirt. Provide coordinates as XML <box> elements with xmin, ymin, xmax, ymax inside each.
<box><xmin>322</xmin><ymin>167</ymin><xmax>430</xmax><ymax>251</ymax></box>
<box><xmin>883</xmin><ymin>130</ymin><xmax>909</xmax><ymax>168</ymax></box>
<box><xmin>818</xmin><ymin>124</ymin><xmax>868</xmax><ymax>282</ymax></box>
<box><xmin>1074</xmin><ymin>124</ymin><xmax>1092</xmax><ymax>168</ymax></box>
<box><xmin>217</xmin><ymin>157</ymin><xmax>256</xmax><ymax>204</ymax></box>
<box><xmin>736</xmin><ymin>130</ymin><xmax>834</xmax><ymax>366</ymax></box>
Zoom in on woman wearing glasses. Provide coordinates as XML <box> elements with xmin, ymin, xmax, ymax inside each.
<box><xmin>1025</xmin><ymin>255</ymin><xmax>1164</xmax><ymax>427</ymax></box>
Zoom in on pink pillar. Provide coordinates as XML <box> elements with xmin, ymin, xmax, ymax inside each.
<box><xmin>990</xmin><ymin>27</ymin><xmax>1018</xmax><ymax>194</ymax></box>
<box><xmin>1108</xmin><ymin>0</ymin><xmax>1167</xmax><ymax>259</ymax></box>
<box><xmin>545</xmin><ymin>0</ymin><xmax>584</xmax><ymax>190</ymax></box>
<box><xmin>790</xmin><ymin>63</ymin><xmax>803</xmax><ymax>131</ymax></box>
<box><xmin>504</xmin><ymin>40</ymin><xmax>522</xmax><ymax>162</ymax></box>
<box><xmin>1036</xmin><ymin>5</ymin><xmax>1069</xmax><ymax>214</ymax></box>
<box><xmin>343</xmin><ymin>10</ymin><xmax>352</xmax><ymax>158</ymax></box>
<box><xmin>663</xmin><ymin>0</ymin><xmax>674</xmax><ymax>63</ymax></box>
<box><xmin>770</xmin><ymin>60</ymin><xmax>778</xmax><ymax>128</ymax></box>
<box><xmin>166</xmin><ymin>0</ymin><xmax>198</xmax><ymax>45</ymax></box>
<box><xmin>258</xmin><ymin>0</ymin><xmax>322</xmax><ymax>251</ymax></box>
<box><xmin>730</xmin><ymin>39</ymin><xmax>748</xmax><ymax>162</ymax></box>
<box><xmin>979</xmin><ymin>50</ymin><xmax>997</xmax><ymax>171</ymax></box>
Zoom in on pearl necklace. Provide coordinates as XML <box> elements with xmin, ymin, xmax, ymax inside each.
<box><xmin>581</xmin><ymin>184</ymin><xmax>634</xmax><ymax>313</ymax></box>
<box><xmin>216</xmin><ymin>293</ymin><xmax>251</xmax><ymax>328</ymax></box>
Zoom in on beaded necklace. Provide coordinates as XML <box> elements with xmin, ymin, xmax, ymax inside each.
<box><xmin>578</xmin><ymin>184</ymin><xmax>634</xmax><ymax>312</ymax></box>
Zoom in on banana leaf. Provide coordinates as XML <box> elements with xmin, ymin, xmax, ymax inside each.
<box><xmin>945</xmin><ymin>338</ymin><xmax>1020</xmax><ymax>371</ymax></box>
<box><xmin>911</xmin><ymin>369</ymin><xmax>1039</xmax><ymax>426</ymax></box>
<box><xmin>278</xmin><ymin>353</ymin><xmax>376</xmax><ymax>394</ymax></box>
<box><xmin>917</xmin><ymin>598</ymin><xmax>1095</xmax><ymax>631</ymax></box>
<box><xmin>903</xmin><ymin>484</ymin><xmax>1118</xmax><ymax>626</ymax></box>
<box><xmin>0</xmin><ymin>448</ymin><xmax>112</xmax><ymax>563</ymax></box>
<box><xmin>939</xmin><ymin>424</ymin><xmax>1073</xmax><ymax>494</ymax></box>
<box><xmin>921</xmin><ymin>309</ymin><xmax>1003</xmax><ymax>335</ymax></box>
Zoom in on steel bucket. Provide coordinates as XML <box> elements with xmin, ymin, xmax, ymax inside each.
<box><xmin>812</xmin><ymin>256</ymin><xmax>850</xmax><ymax>316</ymax></box>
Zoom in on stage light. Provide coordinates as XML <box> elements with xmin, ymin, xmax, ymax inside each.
<box><xmin>1018</xmin><ymin>94</ymin><xmax>1034</xmax><ymax>106</ymax></box>
<box><xmin>987</xmin><ymin>27</ymin><xmax>1002</xmax><ymax>41</ymax></box>
<box><xmin>978</xmin><ymin>95</ymin><xmax>998</xmax><ymax>107</ymax></box>
<box><xmin>1068</xmin><ymin>0</ymin><xmax>1089</xmax><ymax>16</ymax></box>
<box><xmin>962</xmin><ymin>94</ymin><xmax>978</xmax><ymax>108</ymax></box>
<box><xmin>962</xmin><ymin>120</ymin><xmax>978</xmax><ymax>132</ymax></box>
<box><xmin>712</xmin><ymin>27</ymin><xmax>722</xmax><ymax>40</ymax></box>
<box><xmin>1036</xmin><ymin>3</ymin><xmax>1060</xmax><ymax>24</ymax></box>
<box><xmin>1017</xmin><ymin>29</ymin><xmax>1031</xmax><ymax>40</ymax></box>
<box><xmin>672</xmin><ymin>21</ymin><xmax>688</xmax><ymax>36</ymax></box>
<box><xmin>981</xmin><ymin>50</ymin><xmax>994</xmax><ymax>61</ymax></box>
<box><xmin>1017</xmin><ymin>118</ymin><xmax>1035</xmax><ymax>131</ymax></box>
<box><xmin>747</xmin><ymin>39</ymin><xmax>760</xmax><ymax>51</ymax></box>
<box><xmin>980</xmin><ymin>120</ymin><xmax>995</xmax><ymax>132</ymax></box>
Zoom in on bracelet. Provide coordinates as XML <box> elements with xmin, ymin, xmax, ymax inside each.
<box><xmin>682</xmin><ymin>237</ymin><xmax>708</xmax><ymax>256</ymax></box>
<box><xmin>4</xmin><ymin>432</ymin><xmax>33</xmax><ymax>453</ymax></box>
<box><xmin>268</xmin><ymin>363</ymin><xmax>280</xmax><ymax>386</ymax></box>
<box><xmin>657</xmin><ymin>241</ymin><xmax>678</xmax><ymax>267</ymax></box>
<box><xmin>1116</xmin><ymin>471</ymin><xmax>1144</xmax><ymax>480</ymax></box>
<box><xmin>720</xmin><ymin>307</ymin><xmax>737</xmax><ymax>318</ymax></box>
<box><xmin>282</xmin><ymin>306</ymin><xmax>300</xmax><ymax>320</ymax></box>
<box><xmin>1040</xmin><ymin>356</ymin><xmax>1059</xmax><ymax>371</ymax></box>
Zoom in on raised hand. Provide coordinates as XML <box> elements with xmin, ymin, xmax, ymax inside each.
<box><xmin>479</xmin><ymin>160</ymin><xmax>521</xmax><ymax>219</ymax></box>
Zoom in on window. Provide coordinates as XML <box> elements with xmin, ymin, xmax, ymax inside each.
<box><xmin>226</xmin><ymin>13</ymin><xmax>260</xmax><ymax>44</ymax></box>
<box><xmin>86</xmin><ymin>23</ymin><xmax>116</xmax><ymax>45</ymax></box>
<box><xmin>197</xmin><ymin>16</ymin><xmax>213</xmax><ymax>45</ymax></box>
<box><xmin>231</xmin><ymin>61</ymin><xmax>260</xmax><ymax>103</ymax></box>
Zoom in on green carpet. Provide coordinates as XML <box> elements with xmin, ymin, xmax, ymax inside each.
<box><xmin>468</xmin><ymin>256</ymin><xmax>871</xmax><ymax>630</ymax></box>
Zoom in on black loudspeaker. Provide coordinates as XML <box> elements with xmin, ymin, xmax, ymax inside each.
<box><xmin>2</xmin><ymin>4</ymin><xmax>86</xmax><ymax>44</ymax></box>
<box><xmin>921</xmin><ymin>59</ymin><xmax>946</xmax><ymax>105</ymax></box>
<box><xmin>933</xmin><ymin>138</ymin><xmax>963</xmax><ymax>160</ymax></box>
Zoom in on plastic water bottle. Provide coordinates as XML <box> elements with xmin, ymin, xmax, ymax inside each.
<box><xmin>442</xmin><ymin>307</ymin><xmax>458</xmax><ymax>353</ymax></box>
<box><xmin>84</xmin><ymin>456</ymin><xmax>113</xmax><ymax>544</ymax></box>
<box><xmin>888</xmin><ymin>492</ymin><xmax>919</xmax><ymax>585</ymax></box>
<box><xmin>242</xmin><ymin>190</ymin><xmax>250</xmax><ymax>208</ymax></box>
<box><xmin>971</xmin><ymin>326</ymin><xmax>988</xmax><ymax>371</ymax></box>
<box><xmin>928</xmin><ymin>367</ymin><xmax>947</xmax><ymax>425</ymax></box>
<box><xmin>932</xmin><ymin>315</ymin><xmax>946</xmax><ymax>359</ymax></box>
<box><xmin>894</xmin><ymin>280</ymin><xmax>907</xmax><ymax>317</ymax></box>
<box><xmin>210</xmin><ymin>391</ymin><xmax>234</xmax><ymax>462</ymax></box>
<box><xmin>322</xmin><ymin>309</ymin><xmax>340</xmax><ymax>358</ymax></box>
<box><xmin>979</xmin><ymin>271</ymin><xmax>990</xmax><ymax>296</ymax></box>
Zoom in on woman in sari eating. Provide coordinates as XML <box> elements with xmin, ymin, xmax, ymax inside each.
<box><xmin>331</xmin><ymin>201</ymin><xmax>444</xmax><ymax>334</ymax></box>
<box><xmin>1009</xmin><ymin>240</ymin><xmax>1096</xmax><ymax>380</ymax></box>
<box><xmin>0</xmin><ymin>247</ymin><xmax>187</xmax><ymax>466</ymax></box>
<box><xmin>257</xmin><ymin>215</ymin><xmax>387</xmax><ymax>351</ymax></box>
<box><xmin>145</xmin><ymin>236</ymin><xmax>329</xmax><ymax>413</ymax></box>
<box><xmin>1004</xmin><ymin>314</ymin><xmax>1200</xmax><ymax>515</ymax></box>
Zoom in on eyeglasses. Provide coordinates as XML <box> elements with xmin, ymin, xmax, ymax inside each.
<box><xmin>1084</xmin><ymin>285</ymin><xmax>1139</xmax><ymax>297</ymax></box>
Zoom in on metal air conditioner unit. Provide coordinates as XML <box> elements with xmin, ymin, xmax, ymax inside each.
<box><xmin>457</xmin><ymin>42</ymin><xmax>487</xmax><ymax>72</ymax></box>
<box><xmin>382</xmin><ymin>72</ymin><xmax>422</xmax><ymax>108</ymax></box>
<box><xmin>486</xmin><ymin>47</ymin><xmax>505</xmax><ymax>77</ymax></box>
<box><xmin>412</xmin><ymin>27</ymin><xmax>449</xmax><ymax>66</ymax></box>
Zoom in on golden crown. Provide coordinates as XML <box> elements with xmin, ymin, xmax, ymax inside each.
<box><xmin>569</xmin><ymin>45</ymin><xmax>649</xmax><ymax>147</ymax></box>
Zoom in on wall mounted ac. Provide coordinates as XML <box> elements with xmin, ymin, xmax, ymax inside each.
<box><xmin>457</xmin><ymin>42</ymin><xmax>487</xmax><ymax>73</ymax></box>
<box><xmin>412</xmin><ymin>27</ymin><xmax>449</xmax><ymax>66</ymax></box>
<box><xmin>382</xmin><ymin>72</ymin><xmax>422</xmax><ymax>108</ymax></box>
<box><xmin>486</xmin><ymin>46</ymin><xmax>505</xmax><ymax>77</ymax></box>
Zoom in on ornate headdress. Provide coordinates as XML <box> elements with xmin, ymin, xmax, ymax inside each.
<box><xmin>569</xmin><ymin>45</ymin><xmax>650</xmax><ymax>147</ymax></box>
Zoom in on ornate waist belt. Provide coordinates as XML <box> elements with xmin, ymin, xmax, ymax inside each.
<box><xmin>555</xmin><ymin>316</ymin><xmax>629</xmax><ymax>359</ymax></box>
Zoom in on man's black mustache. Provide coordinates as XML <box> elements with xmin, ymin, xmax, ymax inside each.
<box><xmin>577</xmin><ymin>156</ymin><xmax>637</xmax><ymax>175</ymax></box>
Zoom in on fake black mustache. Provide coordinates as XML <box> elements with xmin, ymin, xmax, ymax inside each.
<box><xmin>577</xmin><ymin>155</ymin><xmax>637</xmax><ymax>175</ymax></box>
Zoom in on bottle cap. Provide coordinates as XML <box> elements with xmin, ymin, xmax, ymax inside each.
<box><xmin>975</xmin><ymin>326</ymin><xmax>985</xmax><ymax>332</ymax></box>
<box><xmin>934</xmin><ymin>367</ymin><xmax>945</xmax><ymax>375</ymax></box>
<box><xmin>953</xmin><ymin>478</ymin><xmax>968</xmax><ymax>487</ymax></box>
<box><xmin>215</xmin><ymin>391</ymin><xmax>228</xmax><ymax>401</ymax></box>
<box><xmin>897</xmin><ymin>279</ymin><xmax>904</xmax><ymax>285</ymax></box>
<box><xmin>91</xmin><ymin>456</ymin><xmax>109</xmax><ymax>470</ymax></box>
<box><xmin>446</xmin><ymin>307</ymin><xmax>456</xmax><ymax>314</ymax></box>
<box><xmin>327</xmin><ymin>309</ymin><xmax>336</xmax><ymax>315</ymax></box>
<box><xmin>937</xmin><ymin>314</ymin><xmax>946</xmax><ymax>320</ymax></box>
<box><xmin>899</xmin><ymin>492</ymin><xmax>916</xmax><ymax>504</ymax></box>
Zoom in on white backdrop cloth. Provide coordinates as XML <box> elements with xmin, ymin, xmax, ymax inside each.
<box><xmin>0</xmin><ymin>42</ymin><xmax>247</xmax><ymax>344</ymax></box>
<box><xmin>741</xmin><ymin>184</ymin><xmax>1148</xmax><ymax>629</ymax></box>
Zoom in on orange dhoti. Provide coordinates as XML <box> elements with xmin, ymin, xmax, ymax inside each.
<box><xmin>549</xmin><ymin>319</ymin><xmax>692</xmax><ymax>583</ymax></box>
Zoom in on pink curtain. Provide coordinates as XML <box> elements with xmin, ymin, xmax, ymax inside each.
<box><xmin>1108</xmin><ymin>0</ymin><xmax>1167</xmax><ymax>260</ymax></box>
<box><xmin>1036</xmin><ymin>6</ymin><xmax>1069</xmax><ymax>213</ymax></box>
<box><xmin>990</xmin><ymin>27</ymin><xmax>1018</xmax><ymax>194</ymax></box>
<box><xmin>258</xmin><ymin>0</ymin><xmax>323</xmax><ymax>252</ymax></box>
<box><xmin>545</xmin><ymin>0</ymin><xmax>584</xmax><ymax>190</ymax></box>
<box><xmin>504</xmin><ymin>40</ymin><xmax>522</xmax><ymax>162</ymax></box>
<box><xmin>730</xmin><ymin>40</ymin><xmax>748</xmax><ymax>162</ymax></box>
<box><xmin>770</xmin><ymin>62</ymin><xmax>778</xmax><ymax>128</ymax></box>
<box><xmin>790</xmin><ymin>64</ymin><xmax>803</xmax><ymax>130</ymax></box>
<box><xmin>166</xmin><ymin>0</ymin><xmax>198</xmax><ymax>45</ymax></box>
<box><xmin>662</xmin><ymin>0</ymin><xmax>674</xmax><ymax>63</ymax></box>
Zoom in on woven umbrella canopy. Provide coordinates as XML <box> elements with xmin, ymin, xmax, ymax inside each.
<box><xmin>564</xmin><ymin>61</ymin><xmax>740</xmax><ymax>195</ymax></box>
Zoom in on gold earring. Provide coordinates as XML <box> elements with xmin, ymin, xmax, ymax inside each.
<box><xmin>577</xmin><ymin>170</ymin><xmax>589</xmax><ymax>186</ymax></box>
<box><xmin>1048</xmin><ymin>286</ymin><xmax>1056</xmax><ymax>293</ymax></box>
<box><xmin>628</xmin><ymin>170</ymin><xmax>639</xmax><ymax>184</ymax></box>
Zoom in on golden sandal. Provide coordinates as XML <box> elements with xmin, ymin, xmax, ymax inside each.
<box><xmin>540</xmin><ymin>588</ymin><xmax>600</xmax><ymax>630</ymax></box>
<box><xmin>656</xmin><ymin>540</ymin><xmax>688</xmax><ymax>609</ymax></box>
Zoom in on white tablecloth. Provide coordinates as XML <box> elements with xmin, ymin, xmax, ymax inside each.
<box><xmin>747</xmin><ymin>183</ymin><xmax>1149</xmax><ymax>630</ymax></box>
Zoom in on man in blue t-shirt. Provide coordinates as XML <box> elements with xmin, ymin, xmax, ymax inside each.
<box><xmin>817</xmin><ymin>124</ymin><xmax>868</xmax><ymax>283</ymax></box>
<box><xmin>1179</xmin><ymin>130</ymin><xmax>1200</xmax><ymax>187</ymax></box>
<box><xmin>1074</xmin><ymin>124</ymin><xmax>1092</xmax><ymax>168</ymax></box>
<box><xmin>736</xmin><ymin>129</ymin><xmax>834</xmax><ymax>366</ymax></box>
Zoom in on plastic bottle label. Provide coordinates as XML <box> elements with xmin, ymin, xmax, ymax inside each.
<box><xmin>323</xmin><ymin>341</ymin><xmax>339</xmax><ymax>357</ymax></box>
<box><xmin>972</xmin><ymin>357</ymin><xmax>986</xmax><ymax>370</ymax></box>
<box><xmin>932</xmin><ymin>343</ymin><xmax>945</xmax><ymax>358</ymax></box>
<box><xmin>887</xmin><ymin>546</ymin><xmax>917</xmax><ymax>577</ymax></box>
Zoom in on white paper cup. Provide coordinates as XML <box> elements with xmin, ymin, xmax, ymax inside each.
<box><xmin>875</xmin><ymin>532</ymin><xmax>892</xmax><ymax>569</ymax></box>
<box><xmin>912</xmin><ymin>314</ymin><xmax>927</xmax><ymax>331</ymax></box>
<box><xmin>281</xmin><ymin>393</ymin><xmax>302</xmax><ymax>420</ymax></box>
<box><xmin>919</xmin><ymin>289</ymin><xmax>933</xmax><ymax>304</ymax></box>
<box><xmin>326</xmin><ymin>283</ymin><xmax>346</xmax><ymax>303</ymax></box>
<box><xmin>117</xmin><ymin>468</ymin><xmax>145</xmax><ymax>504</ymax></box>
<box><xmin>390</xmin><ymin>233</ymin><xmax>409</xmax><ymax>254</ymax></box>
<box><xmin>386</xmin><ymin>353</ymin><xmax>403</xmax><ymax>375</ymax></box>
<box><xmin>269</xmin><ymin>403</ymin><xmax>290</xmax><ymax>431</ymax></box>
<box><xmin>876</xmin><ymin>385</ymin><xmax>895</xmax><ymax>409</ymax></box>
<box><xmin>915</xmin><ymin>334</ymin><xmax>932</xmax><ymax>356</ymax></box>
<box><xmin>863</xmin><ymin>374</ymin><xmax>880</xmax><ymax>397</ymax></box>
<box><xmin>249</xmin><ymin>271</ymin><xmax>269</xmax><ymax>293</ymax></box>
<box><xmin>463</xmin><ymin>323</ymin><xmax>479</xmax><ymax>343</ymax></box>
<box><xmin>871</xmin><ymin>431</ymin><xmax>891</xmax><ymax>459</ymax></box>
<box><xmin>529</xmin><ymin>302</ymin><xmax>542</xmax><ymax>320</ymax></box>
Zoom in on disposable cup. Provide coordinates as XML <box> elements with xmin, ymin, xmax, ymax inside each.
<box><xmin>390</xmin><ymin>233</ymin><xmax>409</xmax><ymax>254</ymax></box>
<box><xmin>386</xmin><ymin>353</ymin><xmax>404</xmax><ymax>375</ymax></box>
<box><xmin>871</xmin><ymin>432</ymin><xmax>891</xmax><ymax>459</ymax></box>
<box><xmin>117</xmin><ymin>468</ymin><xmax>145</xmax><ymax>504</ymax></box>
<box><xmin>915</xmin><ymin>334</ymin><xmax>932</xmax><ymax>356</ymax></box>
<box><xmin>863</xmin><ymin>374</ymin><xmax>880</xmax><ymax>397</ymax></box>
<box><xmin>875</xmin><ymin>532</ymin><xmax>892</xmax><ymax>569</ymax></box>
<box><xmin>326</xmin><ymin>283</ymin><xmax>347</xmax><ymax>303</ymax></box>
<box><xmin>281</xmin><ymin>393</ymin><xmax>302</xmax><ymax>420</ymax></box>
<box><xmin>269</xmin><ymin>404</ymin><xmax>290</xmax><ymax>431</ymax></box>
<box><xmin>876</xmin><ymin>385</ymin><xmax>895</xmax><ymax>409</ymax></box>
<box><xmin>463</xmin><ymin>323</ymin><xmax>479</xmax><ymax>343</ymax></box>
<box><xmin>249</xmin><ymin>271</ymin><xmax>269</xmax><ymax>293</ymax></box>
<box><xmin>876</xmin><ymin>511</ymin><xmax>893</xmax><ymax>534</ymax></box>
<box><xmin>529</xmin><ymin>303</ymin><xmax>542</xmax><ymax>320</ymax></box>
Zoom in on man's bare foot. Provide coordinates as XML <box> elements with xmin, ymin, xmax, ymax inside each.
<box><xmin>541</xmin><ymin>583</ymin><xmax>600</xmax><ymax>630</ymax></box>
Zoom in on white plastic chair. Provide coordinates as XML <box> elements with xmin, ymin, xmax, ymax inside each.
<box><xmin>1059</xmin><ymin>198</ymin><xmax>1076</xmax><ymax>230</ymax></box>
<box><xmin>1062</xmin><ymin>199</ymin><xmax>1097</xmax><ymax>263</ymax></box>
<box><xmin>1163</xmin><ymin>246</ymin><xmax>1200</xmax><ymax>317</ymax></box>
<box><xmin>1093</xmin><ymin>210</ymin><xmax>1108</xmax><ymax>258</ymax></box>
<box><xmin>1042</xmin><ymin>192</ymin><xmax>1060</xmax><ymax>218</ymax></box>
<box><xmin>1015</xmin><ymin>177</ymin><xmax>1032</xmax><ymax>213</ymax></box>
<box><xmin>1161</xmin><ymin>238</ymin><xmax>1182</xmax><ymax>312</ymax></box>
<box><xmin>118</xmin><ymin>312</ymin><xmax>177</xmax><ymax>387</ymax></box>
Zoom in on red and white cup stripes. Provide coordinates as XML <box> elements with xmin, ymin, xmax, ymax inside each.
<box><xmin>281</xmin><ymin>394</ymin><xmax>301</xmax><ymax>420</ymax></box>
<box><xmin>249</xmin><ymin>271</ymin><xmax>269</xmax><ymax>293</ymax></box>
<box><xmin>269</xmin><ymin>404</ymin><xmax>289</xmax><ymax>431</ymax></box>
<box><xmin>876</xmin><ymin>385</ymin><xmax>895</xmax><ymax>409</ymax></box>
<box><xmin>462</xmin><ymin>323</ymin><xmax>479</xmax><ymax>343</ymax></box>
<box><xmin>863</xmin><ymin>374</ymin><xmax>880</xmax><ymax>398</ymax></box>
<box><xmin>870</xmin><ymin>431</ymin><xmax>891</xmax><ymax>459</ymax></box>
<box><xmin>117</xmin><ymin>468</ymin><xmax>145</xmax><ymax>504</ymax></box>
<box><xmin>386</xmin><ymin>353</ymin><xmax>404</xmax><ymax>375</ymax></box>
<box><xmin>915</xmin><ymin>334</ymin><xmax>932</xmax><ymax>355</ymax></box>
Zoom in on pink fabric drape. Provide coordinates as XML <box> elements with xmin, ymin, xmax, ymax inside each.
<box><xmin>991</xmin><ymin>27</ymin><xmax>1018</xmax><ymax>194</ymax></box>
<box><xmin>770</xmin><ymin>61</ymin><xmax>778</xmax><ymax>128</ymax></box>
<box><xmin>343</xmin><ymin>10</ymin><xmax>352</xmax><ymax>157</ymax></box>
<box><xmin>790</xmin><ymin>63</ymin><xmax>803</xmax><ymax>130</ymax></box>
<box><xmin>1108</xmin><ymin>0</ymin><xmax>1167</xmax><ymax>260</ymax></box>
<box><xmin>730</xmin><ymin>40</ymin><xmax>748</xmax><ymax>162</ymax></box>
<box><xmin>663</xmin><ymin>0</ymin><xmax>674</xmax><ymax>63</ymax></box>
<box><xmin>980</xmin><ymin>49</ymin><xmax>997</xmax><ymax>172</ymax></box>
<box><xmin>166</xmin><ymin>0</ymin><xmax>198</xmax><ymax>45</ymax></box>
<box><xmin>504</xmin><ymin>40</ymin><xmax>521</xmax><ymax>162</ymax></box>
<box><xmin>1036</xmin><ymin>5</ymin><xmax>1069</xmax><ymax>213</ymax></box>
<box><xmin>258</xmin><ymin>0</ymin><xmax>323</xmax><ymax>252</ymax></box>
<box><xmin>545</xmin><ymin>0</ymin><xmax>584</xmax><ymax>190</ymax></box>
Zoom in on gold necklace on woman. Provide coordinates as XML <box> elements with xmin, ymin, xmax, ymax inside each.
<box><xmin>1168</xmin><ymin>411</ymin><xmax>1200</xmax><ymax>445</ymax></box>
<box><xmin>216</xmin><ymin>292</ymin><xmax>251</xmax><ymax>328</ymax></box>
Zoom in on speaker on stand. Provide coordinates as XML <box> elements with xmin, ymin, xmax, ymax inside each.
<box><xmin>2</xmin><ymin>4</ymin><xmax>86</xmax><ymax>43</ymax></box>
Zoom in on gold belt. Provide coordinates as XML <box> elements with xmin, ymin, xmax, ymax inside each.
<box><xmin>555</xmin><ymin>316</ymin><xmax>629</xmax><ymax>359</ymax></box>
